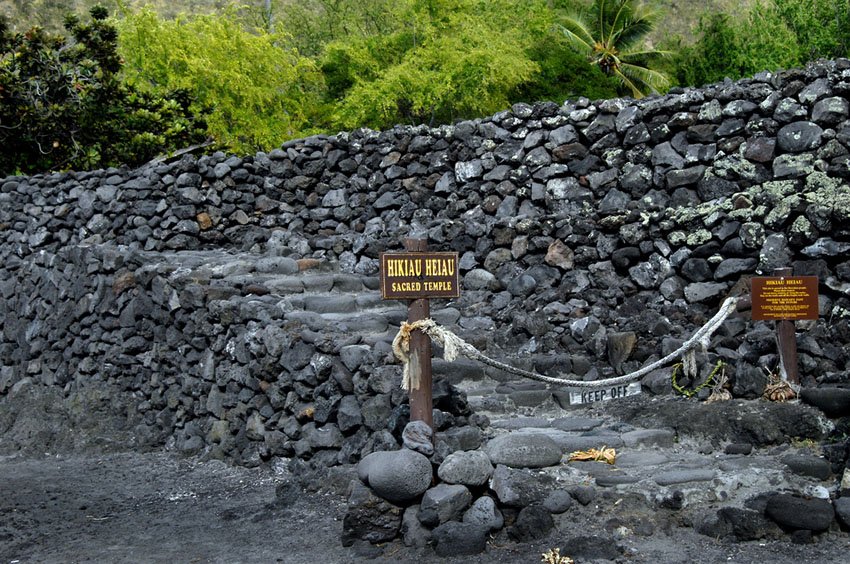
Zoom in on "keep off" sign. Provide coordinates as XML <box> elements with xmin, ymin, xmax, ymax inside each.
<box><xmin>380</xmin><ymin>252</ymin><xmax>460</xmax><ymax>300</ymax></box>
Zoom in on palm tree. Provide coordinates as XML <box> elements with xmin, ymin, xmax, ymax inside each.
<box><xmin>558</xmin><ymin>0</ymin><xmax>671</xmax><ymax>98</ymax></box>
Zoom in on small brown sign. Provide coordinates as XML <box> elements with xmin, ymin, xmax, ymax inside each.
<box><xmin>752</xmin><ymin>276</ymin><xmax>819</xmax><ymax>321</ymax></box>
<box><xmin>381</xmin><ymin>252</ymin><xmax>460</xmax><ymax>300</ymax></box>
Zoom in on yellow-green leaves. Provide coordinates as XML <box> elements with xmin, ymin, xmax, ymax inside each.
<box><xmin>116</xmin><ymin>8</ymin><xmax>323</xmax><ymax>153</ymax></box>
<box><xmin>325</xmin><ymin>0</ymin><xmax>540</xmax><ymax>130</ymax></box>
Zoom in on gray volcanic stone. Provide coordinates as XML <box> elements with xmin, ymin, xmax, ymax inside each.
<box><xmin>622</xmin><ymin>429</ymin><xmax>675</xmax><ymax>448</ymax></box>
<box><xmin>302</xmin><ymin>423</ymin><xmax>343</xmax><ymax>449</ymax></box>
<box><xmin>256</xmin><ymin>256</ymin><xmax>299</xmax><ymax>274</ymax></box>
<box><xmin>802</xmin><ymin>238</ymin><xmax>850</xmax><ymax>258</ymax></box>
<box><xmin>684</xmin><ymin>281</ymin><xmax>728</xmax><ymax>303</ymax></box>
<box><xmin>800</xmin><ymin>388</ymin><xmax>850</xmax><ymax>418</ymax></box>
<box><xmin>509</xmin><ymin>505</ymin><xmax>554</xmax><ymax>542</ymax></box>
<box><xmin>652</xmin><ymin>142</ymin><xmax>685</xmax><ymax>168</ymax></box>
<box><xmin>595</xmin><ymin>470</ymin><xmax>640</xmax><ymax>487</ymax></box>
<box><xmin>418</xmin><ymin>484</ymin><xmax>473</xmax><ymax>527</ymax></box>
<box><xmin>401</xmin><ymin>505</ymin><xmax>431</xmax><ymax>548</ymax></box>
<box><xmin>507</xmin><ymin>274</ymin><xmax>536</xmax><ymax>297</ymax></box>
<box><xmin>337</xmin><ymin>396</ymin><xmax>363</xmax><ymax>433</ymax></box>
<box><xmin>777</xmin><ymin>121</ymin><xmax>823</xmax><ymax>152</ymax></box>
<box><xmin>717</xmin><ymin>507</ymin><xmax>783</xmax><ymax>541</ymax></box>
<box><xmin>484</xmin><ymin>431</ymin><xmax>563</xmax><ymax>468</ymax></box>
<box><xmin>455</xmin><ymin>160</ymin><xmax>483</xmax><ymax>182</ymax></box>
<box><xmin>341</xmin><ymin>481</ymin><xmax>403</xmax><ymax>547</ymax></box>
<box><xmin>543</xmin><ymin>490</ymin><xmax>573</xmax><ymax>514</ymax></box>
<box><xmin>653</xmin><ymin>468</ymin><xmax>716</xmax><ymax>486</ymax></box>
<box><xmin>431</xmin><ymin>522</ymin><xmax>488</xmax><ymax>557</ymax></box>
<box><xmin>773</xmin><ymin>153</ymin><xmax>814</xmax><ymax>177</ymax></box>
<box><xmin>463</xmin><ymin>496</ymin><xmax>504</xmax><ymax>531</ymax></box>
<box><xmin>464</xmin><ymin>269</ymin><xmax>497</xmax><ymax>290</ymax></box>
<box><xmin>550</xmin><ymin>124</ymin><xmax>578</xmax><ymax>145</ymax></box>
<box><xmin>491</xmin><ymin>417</ymin><xmax>551</xmax><ymax>430</ymax></box>
<box><xmin>402</xmin><ymin>420</ymin><xmax>434</xmax><ymax>456</ymax></box>
<box><xmin>339</xmin><ymin>345</ymin><xmax>370</xmax><ymax>371</ymax></box>
<box><xmin>781</xmin><ymin>455</ymin><xmax>831</xmax><ymax>480</ymax></box>
<box><xmin>744</xmin><ymin>137</ymin><xmax>776</xmax><ymax>162</ymax></box>
<box><xmin>551</xmin><ymin>417</ymin><xmax>604</xmax><ymax>432</ymax></box>
<box><xmin>765</xmin><ymin>494</ymin><xmax>835</xmax><ymax>531</ymax></box>
<box><xmin>714</xmin><ymin>258</ymin><xmax>757</xmax><ymax>280</ymax></box>
<box><xmin>569</xmin><ymin>485</ymin><xmax>597</xmax><ymax>506</ymax></box>
<box><xmin>489</xmin><ymin>464</ymin><xmax>552</xmax><ymax>507</ymax></box>
<box><xmin>835</xmin><ymin>497</ymin><xmax>850</xmax><ymax>529</ymax></box>
<box><xmin>437</xmin><ymin>450</ymin><xmax>494</xmax><ymax>486</ymax></box>
<box><xmin>361</xmin><ymin>449</ymin><xmax>432</xmax><ymax>504</ymax></box>
<box><xmin>812</xmin><ymin>96</ymin><xmax>849</xmax><ymax>125</ymax></box>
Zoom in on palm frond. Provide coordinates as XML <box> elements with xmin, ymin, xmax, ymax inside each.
<box><xmin>557</xmin><ymin>14</ymin><xmax>596</xmax><ymax>50</ymax></box>
<box><xmin>620</xmin><ymin>47</ymin><xmax>674</xmax><ymax>61</ymax></box>
<box><xmin>603</xmin><ymin>0</ymin><xmax>634</xmax><ymax>48</ymax></box>
<box><xmin>614</xmin><ymin>17</ymin><xmax>655</xmax><ymax>50</ymax></box>
<box><xmin>613</xmin><ymin>67</ymin><xmax>643</xmax><ymax>98</ymax></box>
<box><xmin>619</xmin><ymin>61</ymin><xmax>670</xmax><ymax>92</ymax></box>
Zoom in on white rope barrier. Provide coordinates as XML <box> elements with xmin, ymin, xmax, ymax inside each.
<box><xmin>392</xmin><ymin>296</ymin><xmax>740</xmax><ymax>392</ymax></box>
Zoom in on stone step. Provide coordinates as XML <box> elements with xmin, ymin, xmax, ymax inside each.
<box><xmin>480</xmin><ymin>413</ymin><xmax>834</xmax><ymax>518</ymax></box>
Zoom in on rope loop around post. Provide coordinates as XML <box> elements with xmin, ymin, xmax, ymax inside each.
<box><xmin>392</xmin><ymin>296</ymin><xmax>740</xmax><ymax>391</ymax></box>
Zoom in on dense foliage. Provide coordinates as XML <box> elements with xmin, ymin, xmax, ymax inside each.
<box><xmin>0</xmin><ymin>7</ymin><xmax>207</xmax><ymax>176</ymax></box>
<box><xmin>115</xmin><ymin>7</ymin><xmax>322</xmax><ymax>153</ymax></box>
<box><xmin>300</xmin><ymin>0</ymin><xmax>621</xmax><ymax>129</ymax></box>
<box><xmin>675</xmin><ymin>0</ymin><xmax>850</xmax><ymax>87</ymax></box>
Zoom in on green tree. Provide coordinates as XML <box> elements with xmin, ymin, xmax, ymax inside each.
<box><xmin>0</xmin><ymin>7</ymin><xmax>207</xmax><ymax>175</ymax></box>
<box><xmin>674</xmin><ymin>1</ymin><xmax>803</xmax><ymax>87</ymax></box>
<box><xmin>558</xmin><ymin>0</ymin><xmax>671</xmax><ymax>97</ymax></box>
<box><xmin>115</xmin><ymin>7</ymin><xmax>323</xmax><ymax>153</ymax></box>
<box><xmin>277</xmin><ymin>0</ymin><xmax>401</xmax><ymax>56</ymax></box>
<box><xmin>770</xmin><ymin>0</ymin><xmax>850</xmax><ymax>59</ymax></box>
<box><xmin>323</xmin><ymin>0</ymin><xmax>541</xmax><ymax>129</ymax></box>
<box><xmin>673</xmin><ymin>0</ymin><xmax>850</xmax><ymax>88</ymax></box>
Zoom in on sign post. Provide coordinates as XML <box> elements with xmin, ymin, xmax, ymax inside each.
<box><xmin>380</xmin><ymin>240</ymin><xmax>459</xmax><ymax>430</ymax></box>
<box><xmin>751</xmin><ymin>268</ymin><xmax>819</xmax><ymax>385</ymax></box>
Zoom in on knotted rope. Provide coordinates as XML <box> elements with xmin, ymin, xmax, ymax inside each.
<box><xmin>392</xmin><ymin>296</ymin><xmax>740</xmax><ymax>391</ymax></box>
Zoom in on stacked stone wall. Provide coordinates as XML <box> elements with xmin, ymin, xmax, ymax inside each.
<box><xmin>1</xmin><ymin>59</ymin><xmax>850</xmax><ymax>463</ymax></box>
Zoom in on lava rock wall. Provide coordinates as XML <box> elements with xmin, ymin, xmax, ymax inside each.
<box><xmin>1</xmin><ymin>59</ymin><xmax>850</xmax><ymax>462</ymax></box>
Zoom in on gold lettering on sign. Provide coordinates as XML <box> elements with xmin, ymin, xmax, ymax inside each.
<box><xmin>386</xmin><ymin>258</ymin><xmax>423</xmax><ymax>278</ymax></box>
<box><xmin>381</xmin><ymin>252</ymin><xmax>460</xmax><ymax>300</ymax></box>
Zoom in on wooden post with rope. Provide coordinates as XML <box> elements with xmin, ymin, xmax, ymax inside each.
<box><xmin>405</xmin><ymin>238</ymin><xmax>433</xmax><ymax>429</ymax></box>
<box><xmin>380</xmin><ymin>239</ymin><xmax>460</xmax><ymax>433</ymax></box>
<box><xmin>773</xmin><ymin>267</ymin><xmax>800</xmax><ymax>386</ymax></box>
<box><xmin>752</xmin><ymin>267</ymin><xmax>820</xmax><ymax>387</ymax></box>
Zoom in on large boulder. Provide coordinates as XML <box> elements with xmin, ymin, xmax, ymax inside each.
<box><xmin>437</xmin><ymin>450</ymin><xmax>494</xmax><ymax>486</ymax></box>
<box><xmin>418</xmin><ymin>484</ymin><xmax>473</xmax><ymax>527</ymax></box>
<box><xmin>357</xmin><ymin>449</ymin><xmax>432</xmax><ymax>504</ymax></box>
<box><xmin>484</xmin><ymin>431</ymin><xmax>563</xmax><ymax>468</ymax></box>
<box><xmin>765</xmin><ymin>494</ymin><xmax>835</xmax><ymax>531</ymax></box>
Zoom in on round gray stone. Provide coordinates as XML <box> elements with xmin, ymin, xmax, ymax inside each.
<box><xmin>462</xmin><ymin>496</ymin><xmax>504</xmax><ymax>531</ymax></box>
<box><xmin>777</xmin><ymin>121</ymin><xmax>823</xmax><ymax>153</ymax></box>
<box><xmin>361</xmin><ymin>449</ymin><xmax>433</xmax><ymax>504</ymax></box>
<box><xmin>765</xmin><ymin>493</ymin><xmax>835</xmax><ymax>531</ymax></box>
<box><xmin>438</xmin><ymin>450</ymin><xmax>494</xmax><ymax>486</ymax></box>
<box><xmin>485</xmin><ymin>431</ymin><xmax>563</xmax><ymax>468</ymax></box>
<box><xmin>542</xmin><ymin>489</ymin><xmax>573</xmax><ymax>514</ymax></box>
<box><xmin>418</xmin><ymin>484</ymin><xmax>473</xmax><ymax>527</ymax></box>
<box><xmin>402</xmin><ymin>420</ymin><xmax>434</xmax><ymax>456</ymax></box>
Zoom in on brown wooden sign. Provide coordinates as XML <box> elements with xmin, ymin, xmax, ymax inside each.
<box><xmin>380</xmin><ymin>252</ymin><xmax>460</xmax><ymax>300</ymax></box>
<box><xmin>752</xmin><ymin>275</ymin><xmax>819</xmax><ymax>321</ymax></box>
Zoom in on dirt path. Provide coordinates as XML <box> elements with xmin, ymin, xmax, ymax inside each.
<box><xmin>1</xmin><ymin>451</ymin><xmax>849</xmax><ymax>564</ymax></box>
